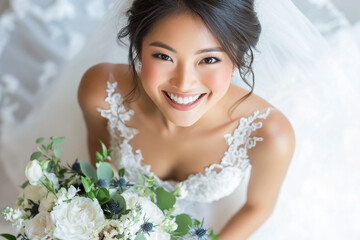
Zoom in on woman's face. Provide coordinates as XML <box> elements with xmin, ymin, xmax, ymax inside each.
<box><xmin>140</xmin><ymin>12</ymin><xmax>234</xmax><ymax>127</ymax></box>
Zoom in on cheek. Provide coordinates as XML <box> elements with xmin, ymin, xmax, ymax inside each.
<box><xmin>202</xmin><ymin>69</ymin><xmax>232</xmax><ymax>92</ymax></box>
<box><xmin>140</xmin><ymin>62</ymin><xmax>162</xmax><ymax>87</ymax></box>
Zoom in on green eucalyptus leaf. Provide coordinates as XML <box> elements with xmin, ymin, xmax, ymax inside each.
<box><xmin>30</xmin><ymin>152</ymin><xmax>42</xmax><ymax>161</ymax></box>
<box><xmin>0</xmin><ymin>233</ymin><xmax>17</xmax><ymax>240</ymax></box>
<box><xmin>134</xmin><ymin>233</ymin><xmax>146</xmax><ymax>240</ymax></box>
<box><xmin>97</xmin><ymin>162</ymin><xmax>114</xmax><ymax>183</ymax></box>
<box><xmin>54</xmin><ymin>147</ymin><xmax>62</xmax><ymax>158</ymax></box>
<box><xmin>52</xmin><ymin>136</ymin><xmax>66</xmax><ymax>145</ymax></box>
<box><xmin>155</xmin><ymin>187</ymin><xmax>176</xmax><ymax>211</ymax></box>
<box><xmin>80</xmin><ymin>161</ymin><xmax>97</xmax><ymax>180</ymax></box>
<box><xmin>174</xmin><ymin>214</ymin><xmax>192</xmax><ymax>236</ymax></box>
<box><xmin>94</xmin><ymin>188</ymin><xmax>111</xmax><ymax>205</ymax></box>
<box><xmin>111</xmin><ymin>193</ymin><xmax>127</xmax><ymax>214</ymax></box>
<box><xmin>36</xmin><ymin>137</ymin><xmax>45</xmax><ymax>144</ymax></box>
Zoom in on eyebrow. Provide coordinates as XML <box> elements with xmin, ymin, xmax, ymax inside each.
<box><xmin>149</xmin><ymin>41</ymin><xmax>224</xmax><ymax>55</ymax></box>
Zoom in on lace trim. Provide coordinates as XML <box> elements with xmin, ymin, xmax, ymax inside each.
<box><xmin>97</xmin><ymin>80</ymin><xmax>273</xmax><ymax>202</ymax></box>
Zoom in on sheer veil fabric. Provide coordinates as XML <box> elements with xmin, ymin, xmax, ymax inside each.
<box><xmin>1</xmin><ymin>0</ymin><xmax>359</xmax><ymax>238</ymax></box>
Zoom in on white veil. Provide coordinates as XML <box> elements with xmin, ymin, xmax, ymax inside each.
<box><xmin>1</xmin><ymin>0</ymin><xmax>359</xmax><ymax>238</ymax></box>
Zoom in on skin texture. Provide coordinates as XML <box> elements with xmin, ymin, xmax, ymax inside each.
<box><xmin>78</xmin><ymin>12</ymin><xmax>295</xmax><ymax>239</ymax></box>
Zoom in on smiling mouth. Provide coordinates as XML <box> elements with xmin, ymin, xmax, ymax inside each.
<box><xmin>163</xmin><ymin>91</ymin><xmax>206</xmax><ymax>105</ymax></box>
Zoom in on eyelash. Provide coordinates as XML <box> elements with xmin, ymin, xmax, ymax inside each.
<box><xmin>152</xmin><ymin>53</ymin><xmax>221</xmax><ymax>64</ymax></box>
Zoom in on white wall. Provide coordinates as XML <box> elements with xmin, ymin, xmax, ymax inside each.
<box><xmin>332</xmin><ymin>0</ymin><xmax>360</xmax><ymax>23</ymax></box>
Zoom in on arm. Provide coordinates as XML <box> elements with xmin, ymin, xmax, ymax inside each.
<box><xmin>77</xmin><ymin>63</ymin><xmax>113</xmax><ymax>167</ymax></box>
<box><xmin>218</xmin><ymin>109</ymin><xmax>296</xmax><ymax>240</ymax></box>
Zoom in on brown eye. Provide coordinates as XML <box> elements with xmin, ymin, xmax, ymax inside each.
<box><xmin>201</xmin><ymin>57</ymin><xmax>220</xmax><ymax>64</ymax></box>
<box><xmin>152</xmin><ymin>53</ymin><xmax>172</xmax><ymax>61</ymax></box>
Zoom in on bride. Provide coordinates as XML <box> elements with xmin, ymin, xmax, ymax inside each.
<box><xmin>78</xmin><ymin>0</ymin><xmax>294</xmax><ymax>238</ymax></box>
<box><xmin>1</xmin><ymin>0</ymin><xmax>359</xmax><ymax>239</ymax></box>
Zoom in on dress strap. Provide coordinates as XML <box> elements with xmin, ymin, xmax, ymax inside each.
<box><xmin>96</xmin><ymin>79</ymin><xmax>138</xmax><ymax>141</ymax></box>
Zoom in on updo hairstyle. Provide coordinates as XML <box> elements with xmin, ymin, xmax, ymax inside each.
<box><xmin>118</xmin><ymin>0</ymin><xmax>261</xmax><ymax>114</ymax></box>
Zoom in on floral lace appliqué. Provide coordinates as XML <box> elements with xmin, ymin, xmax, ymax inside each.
<box><xmin>98</xmin><ymin>80</ymin><xmax>273</xmax><ymax>203</ymax></box>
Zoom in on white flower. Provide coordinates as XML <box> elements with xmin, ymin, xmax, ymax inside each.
<box><xmin>51</xmin><ymin>197</ymin><xmax>105</xmax><ymax>240</ymax></box>
<box><xmin>66</xmin><ymin>185</ymin><xmax>79</xmax><ymax>199</ymax></box>
<box><xmin>44</xmin><ymin>172</ymin><xmax>59</xmax><ymax>190</ymax></box>
<box><xmin>162</xmin><ymin>217</ymin><xmax>178</xmax><ymax>233</ymax></box>
<box><xmin>25</xmin><ymin>160</ymin><xmax>43</xmax><ymax>185</ymax></box>
<box><xmin>54</xmin><ymin>186</ymin><xmax>79</xmax><ymax>206</ymax></box>
<box><xmin>1</xmin><ymin>207</ymin><xmax>23</xmax><ymax>222</ymax></box>
<box><xmin>23</xmin><ymin>184</ymin><xmax>47</xmax><ymax>204</ymax></box>
<box><xmin>173</xmin><ymin>182</ymin><xmax>188</xmax><ymax>199</ymax></box>
<box><xmin>25</xmin><ymin>211</ymin><xmax>52</xmax><ymax>240</ymax></box>
<box><xmin>122</xmin><ymin>193</ymin><xmax>170</xmax><ymax>240</ymax></box>
<box><xmin>39</xmin><ymin>192</ymin><xmax>56</xmax><ymax>213</ymax></box>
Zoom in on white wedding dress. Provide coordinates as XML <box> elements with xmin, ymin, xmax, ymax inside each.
<box><xmin>1</xmin><ymin>0</ymin><xmax>360</xmax><ymax>239</ymax></box>
<box><xmin>97</xmin><ymin>80</ymin><xmax>273</xmax><ymax>233</ymax></box>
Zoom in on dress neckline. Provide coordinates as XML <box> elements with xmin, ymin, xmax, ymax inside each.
<box><xmin>98</xmin><ymin>80</ymin><xmax>274</xmax><ymax>189</ymax></box>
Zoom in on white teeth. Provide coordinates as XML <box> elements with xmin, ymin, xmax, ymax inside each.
<box><xmin>167</xmin><ymin>92</ymin><xmax>201</xmax><ymax>105</ymax></box>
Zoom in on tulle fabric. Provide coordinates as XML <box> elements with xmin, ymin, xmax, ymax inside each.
<box><xmin>1</xmin><ymin>0</ymin><xmax>359</xmax><ymax>238</ymax></box>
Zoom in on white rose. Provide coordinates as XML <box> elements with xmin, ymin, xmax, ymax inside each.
<box><xmin>51</xmin><ymin>197</ymin><xmax>105</xmax><ymax>240</ymax></box>
<box><xmin>25</xmin><ymin>211</ymin><xmax>52</xmax><ymax>240</ymax></box>
<box><xmin>23</xmin><ymin>184</ymin><xmax>47</xmax><ymax>204</ymax></box>
<box><xmin>25</xmin><ymin>160</ymin><xmax>43</xmax><ymax>185</ymax></box>
<box><xmin>44</xmin><ymin>172</ymin><xmax>59</xmax><ymax>190</ymax></box>
<box><xmin>39</xmin><ymin>192</ymin><xmax>56</xmax><ymax>213</ymax></box>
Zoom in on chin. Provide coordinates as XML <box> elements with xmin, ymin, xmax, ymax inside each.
<box><xmin>167</xmin><ymin>114</ymin><xmax>200</xmax><ymax>128</ymax></box>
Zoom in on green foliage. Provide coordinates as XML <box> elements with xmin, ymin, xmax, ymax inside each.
<box><xmin>30</xmin><ymin>151</ymin><xmax>42</xmax><ymax>161</ymax></box>
<box><xmin>95</xmin><ymin>140</ymin><xmax>113</xmax><ymax>165</ymax></box>
<box><xmin>94</xmin><ymin>188</ymin><xmax>111</xmax><ymax>205</ymax></box>
<box><xmin>51</xmin><ymin>136</ymin><xmax>65</xmax><ymax>145</ymax></box>
<box><xmin>111</xmin><ymin>193</ymin><xmax>128</xmax><ymax>216</ymax></box>
<box><xmin>36</xmin><ymin>137</ymin><xmax>45</xmax><ymax>144</ymax></box>
<box><xmin>118</xmin><ymin>168</ymin><xmax>125</xmax><ymax>177</ymax></box>
<box><xmin>155</xmin><ymin>187</ymin><xmax>176</xmax><ymax>211</ymax></box>
<box><xmin>0</xmin><ymin>233</ymin><xmax>17</xmax><ymax>240</ymax></box>
<box><xmin>209</xmin><ymin>230</ymin><xmax>220</xmax><ymax>239</ymax></box>
<box><xmin>134</xmin><ymin>233</ymin><xmax>146</xmax><ymax>240</ymax></box>
<box><xmin>174</xmin><ymin>214</ymin><xmax>192</xmax><ymax>236</ymax></box>
<box><xmin>80</xmin><ymin>161</ymin><xmax>97</xmax><ymax>180</ymax></box>
<box><xmin>97</xmin><ymin>162</ymin><xmax>114</xmax><ymax>184</ymax></box>
<box><xmin>81</xmin><ymin>176</ymin><xmax>95</xmax><ymax>199</ymax></box>
<box><xmin>53</xmin><ymin>147</ymin><xmax>62</xmax><ymax>158</ymax></box>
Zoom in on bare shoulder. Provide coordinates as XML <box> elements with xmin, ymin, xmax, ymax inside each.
<box><xmin>228</xmin><ymin>84</ymin><xmax>295</xmax><ymax>166</ymax></box>
<box><xmin>228</xmin><ymin>85</ymin><xmax>295</xmax><ymax>211</ymax></box>
<box><xmin>78</xmin><ymin>63</ymin><xmax>132</xmax><ymax>110</ymax></box>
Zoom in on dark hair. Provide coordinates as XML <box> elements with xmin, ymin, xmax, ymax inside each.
<box><xmin>118</xmin><ymin>0</ymin><xmax>261</xmax><ymax>116</ymax></box>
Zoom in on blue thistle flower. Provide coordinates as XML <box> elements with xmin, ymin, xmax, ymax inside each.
<box><xmin>140</xmin><ymin>217</ymin><xmax>156</xmax><ymax>236</ymax></box>
<box><xmin>96</xmin><ymin>179</ymin><xmax>108</xmax><ymax>188</ymax></box>
<box><xmin>71</xmin><ymin>160</ymin><xmax>81</xmax><ymax>173</ymax></box>
<box><xmin>24</xmin><ymin>200</ymin><xmax>39</xmax><ymax>218</ymax></box>
<box><xmin>110</xmin><ymin>177</ymin><xmax>133</xmax><ymax>192</ymax></box>
<box><xmin>189</xmin><ymin>219</ymin><xmax>210</xmax><ymax>240</ymax></box>
<box><xmin>67</xmin><ymin>159</ymin><xmax>82</xmax><ymax>175</ymax></box>
<box><xmin>104</xmin><ymin>201</ymin><xmax>121</xmax><ymax>215</ymax></box>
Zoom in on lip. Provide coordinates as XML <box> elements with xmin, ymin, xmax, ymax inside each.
<box><xmin>162</xmin><ymin>91</ymin><xmax>206</xmax><ymax>111</ymax></box>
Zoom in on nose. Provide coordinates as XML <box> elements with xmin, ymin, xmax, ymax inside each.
<box><xmin>170</xmin><ymin>63</ymin><xmax>197</xmax><ymax>91</ymax></box>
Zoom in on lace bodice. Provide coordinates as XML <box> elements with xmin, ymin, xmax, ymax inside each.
<box><xmin>97</xmin><ymin>81</ymin><xmax>273</xmax><ymax>203</ymax></box>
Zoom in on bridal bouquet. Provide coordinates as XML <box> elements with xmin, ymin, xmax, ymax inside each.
<box><xmin>1</xmin><ymin>137</ymin><xmax>218</xmax><ymax>240</ymax></box>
